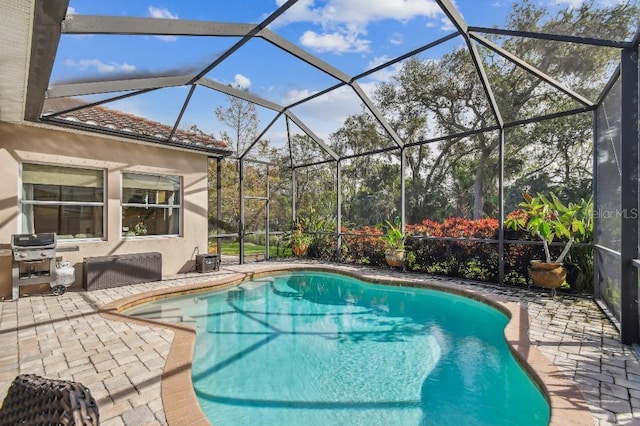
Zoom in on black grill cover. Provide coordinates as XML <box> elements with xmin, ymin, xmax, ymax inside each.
<box><xmin>11</xmin><ymin>233</ymin><xmax>56</xmax><ymax>248</ymax></box>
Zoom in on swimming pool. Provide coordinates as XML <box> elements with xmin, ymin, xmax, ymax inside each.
<box><xmin>126</xmin><ymin>271</ymin><xmax>549</xmax><ymax>425</ymax></box>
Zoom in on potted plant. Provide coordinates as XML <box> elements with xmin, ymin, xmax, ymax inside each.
<box><xmin>134</xmin><ymin>221</ymin><xmax>148</xmax><ymax>236</ymax></box>
<box><xmin>290</xmin><ymin>222</ymin><xmax>311</xmax><ymax>256</ymax></box>
<box><xmin>381</xmin><ymin>219</ymin><xmax>405</xmax><ymax>268</ymax></box>
<box><xmin>505</xmin><ymin>192</ymin><xmax>592</xmax><ymax>292</ymax></box>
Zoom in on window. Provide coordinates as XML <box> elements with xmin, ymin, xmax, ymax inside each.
<box><xmin>21</xmin><ymin>163</ymin><xmax>105</xmax><ymax>239</ymax></box>
<box><xmin>122</xmin><ymin>173</ymin><xmax>181</xmax><ymax>237</ymax></box>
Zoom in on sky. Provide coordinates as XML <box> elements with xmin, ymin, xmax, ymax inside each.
<box><xmin>53</xmin><ymin>0</ymin><xmax>630</xmax><ymax>150</ymax></box>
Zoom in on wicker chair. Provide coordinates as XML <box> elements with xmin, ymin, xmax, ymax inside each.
<box><xmin>0</xmin><ymin>374</ymin><xmax>99</xmax><ymax>425</ymax></box>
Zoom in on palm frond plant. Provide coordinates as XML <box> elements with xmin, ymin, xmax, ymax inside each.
<box><xmin>380</xmin><ymin>218</ymin><xmax>406</xmax><ymax>268</ymax></box>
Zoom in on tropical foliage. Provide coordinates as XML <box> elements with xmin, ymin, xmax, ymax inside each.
<box><xmin>505</xmin><ymin>193</ymin><xmax>593</xmax><ymax>264</ymax></box>
<box><xmin>380</xmin><ymin>219</ymin><xmax>405</xmax><ymax>252</ymax></box>
<box><xmin>205</xmin><ymin>2</ymin><xmax>634</xmax><ymax>293</ymax></box>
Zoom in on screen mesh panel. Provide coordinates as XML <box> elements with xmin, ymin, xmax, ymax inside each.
<box><xmin>594</xmin><ymin>76</ymin><xmax>622</xmax><ymax>320</ymax></box>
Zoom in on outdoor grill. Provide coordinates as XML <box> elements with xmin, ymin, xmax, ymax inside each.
<box><xmin>11</xmin><ymin>233</ymin><xmax>57</xmax><ymax>300</ymax></box>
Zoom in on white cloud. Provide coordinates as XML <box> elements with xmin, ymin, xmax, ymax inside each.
<box><xmin>280</xmin><ymin>70</ymin><xmax>402</xmax><ymax>140</ymax></box>
<box><xmin>233</xmin><ymin>74</ymin><xmax>252</xmax><ymax>89</ymax></box>
<box><xmin>148</xmin><ymin>6</ymin><xmax>178</xmax><ymax>42</ymax></box>
<box><xmin>283</xmin><ymin>88</ymin><xmax>317</xmax><ymax>105</ymax></box>
<box><xmin>64</xmin><ymin>59</ymin><xmax>136</xmax><ymax>73</ymax></box>
<box><xmin>277</xmin><ymin>0</ymin><xmax>441</xmax><ymax>27</ymax></box>
<box><xmin>148</xmin><ymin>6</ymin><xmax>178</xmax><ymax>19</ymax></box>
<box><xmin>284</xmin><ymin>85</ymin><xmax>365</xmax><ymax>140</ymax></box>
<box><xmin>440</xmin><ymin>17</ymin><xmax>456</xmax><ymax>31</ymax></box>
<box><xmin>389</xmin><ymin>33</ymin><xmax>404</xmax><ymax>45</ymax></box>
<box><xmin>551</xmin><ymin>0</ymin><xmax>625</xmax><ymax>8</ymax></box>
<box><xmin>66</xmin><ymin>6</ymin><xmax>76</xmax><ymax>15</ymax></box>
<box><xmin>553</xmin><ymin>0</ymin><xmax>584</xmax><ymax>6</ymax></box>
<box><xmin>281</xmin><ymin>81</ymin><xmax>398</xmax><ymax>140</ymax></box>
<box><xmin>274</xmin><ymin>0</ymin><xmax>443</xmax><ymax>54</ymax></box>
<box><xmin>300</xmin><ymin>30</ymin><xmax>370</xmax><ymax>54</ymax></box>
<box><xmin>367</xmin><ymin>55</ymin><xmax>393</xmax><ymax>69</ymax></box>
<box><xmin>366</xmin><ymin>55</ymin><xmax>404</xmax><ymax>82</ymax></box>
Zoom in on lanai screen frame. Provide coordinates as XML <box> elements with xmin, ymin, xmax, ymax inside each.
<box><xmin>21</xmin><ymin>0</ymin><xmax>640</xmax><ymax>342</ymax></box>
<box><xmin>591</xmin><ymin>37</ymin><xmax>640</xmax><ymax>344</ymax></box>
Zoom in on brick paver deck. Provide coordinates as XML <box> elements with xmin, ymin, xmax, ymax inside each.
<box><xmin>1</xmin><ymin>260</ymin><xmax>638</xmax><ymax>425</ymax></box>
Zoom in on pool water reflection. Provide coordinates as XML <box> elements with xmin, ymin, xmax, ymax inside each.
<box><xmin>126</xmin><ymin>271</ymin><xmax>549</xmax><ymax>426</ymax></box>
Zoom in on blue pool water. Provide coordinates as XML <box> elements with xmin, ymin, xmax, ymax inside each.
<box><xmin>126</xmin><ymin>271</ymin><xmax>549</xmax><ymax>425</ymax></box>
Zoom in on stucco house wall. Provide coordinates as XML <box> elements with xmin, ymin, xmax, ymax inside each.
<box><xmin>0</xmin><ymin>121</ymin><xmax>211</xmax><ymax>297</ymax></box>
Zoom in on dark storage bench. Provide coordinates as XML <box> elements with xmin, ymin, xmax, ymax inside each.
<box><xmin>83</xmin><ymin>252</ymin><xmax>162</xmax><ymax>290</ymax></box>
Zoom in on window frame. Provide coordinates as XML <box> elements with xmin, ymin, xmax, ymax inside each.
<box><xmin>19</xmin><ymin>162</ymin><xmax>106</xmax><ymax>240</ymax></box>
<box><xmin>120</xmin><ymin>171</ymin><xmax>183</xmax><ymax>238</ymax></box>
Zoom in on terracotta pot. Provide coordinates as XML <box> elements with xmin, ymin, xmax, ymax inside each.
<box><xmin>385</xmin><ymin>249</ymin><xmax>405</xmax><ymax>268</ymax></box>
<box><xmin>292</xmin><ymin>243</ymin><xmax>308</xmax><ymax>256</ymax></box>
<box><xmin>528</xmin><ymin>260</ymin><xmax>566</xmax><ymax>289</ymax></box>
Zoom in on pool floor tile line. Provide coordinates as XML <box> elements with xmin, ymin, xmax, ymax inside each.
<box><xmin>0</xmin><ymin>260</ymin><xmax>638</xmax><ymax>425</ymax></box>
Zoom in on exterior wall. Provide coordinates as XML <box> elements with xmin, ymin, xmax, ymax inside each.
<box><xmin>0</xmin><ymin>0</ymin><xmax>33</xmax><ymax>124</ymax></box>
<box><xmin>0</xmin><ymin>121</ymin><xmax>211</xmax><ymax>296</ymax></box>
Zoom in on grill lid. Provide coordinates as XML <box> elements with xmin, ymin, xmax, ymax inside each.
<box><xmin>12</xmin><ymin>233</ymin><xmax>57</xmax><ymax>248</ymax></box>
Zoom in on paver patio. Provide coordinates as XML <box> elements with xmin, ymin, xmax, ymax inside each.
<box><xmin>0</xmin><ymin>260</ymin><xmax>638</xmax><ymax>425</ymax></box>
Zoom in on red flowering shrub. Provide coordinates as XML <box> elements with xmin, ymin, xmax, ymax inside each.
<box><xmin>407</xmin><ymin>219</ymin><xmax>443</xmax><ymax>237</ymax></box>
<box><xmin>291</xmin><ymin>213</ymin><xmax>588</xmax><ymax>290</ymax></box>
<box><xmin>442</xmin><ymin>217</ymin><xmax>498</xmax><ymax>238</ymax></box>
<box><xmin>406</xmin><ymin>217</ymin><xmax>498</xmax><ymax>238</ymax></box>
<box><xmin>341</xmin><ymin>225</ymin><xmax>386</xmax><ymax>266</ymax></box>
<box><xmin>406</xmin><ymin>218</ymin><xmax>499</xmax><ymax>282</ymax></box>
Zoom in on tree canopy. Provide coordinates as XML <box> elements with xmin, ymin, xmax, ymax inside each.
<box><xmin>212</xmin><ymin>0</ymin><xmax>638</xmax><ymax>231</ymax></box>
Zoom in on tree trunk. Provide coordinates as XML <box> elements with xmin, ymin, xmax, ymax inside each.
<box><xmin>473</xmin><ymin>151</ymin><xmax>487</xmax><ymax>220</ymax></box>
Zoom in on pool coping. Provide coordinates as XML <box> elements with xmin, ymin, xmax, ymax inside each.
<box><xmin>99</xmin><ymin>264</ymin><xmax>592</xmax><ymax>426</ymax></box>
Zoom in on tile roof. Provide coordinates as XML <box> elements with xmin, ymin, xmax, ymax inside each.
<box><xmin>41</xmin><ymin>97</ymin><xmax>229</xmax><ymax>152</ymax></box>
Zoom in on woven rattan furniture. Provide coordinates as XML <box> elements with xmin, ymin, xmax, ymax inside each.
<box><xmin>0</xmin><ymin>374</ymin><xmax>99</xmax><ymax>425</ymax></box>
